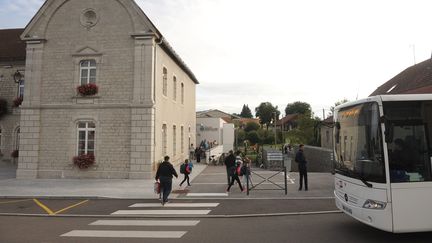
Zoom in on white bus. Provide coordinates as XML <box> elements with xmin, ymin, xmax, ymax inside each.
<box><xmin>334</xmin><ymin>94</ymin><xmax>432</xmax><ymax>233</ymax></box>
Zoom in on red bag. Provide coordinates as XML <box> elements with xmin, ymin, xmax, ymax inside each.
<box><xmin>154</xmin><ymin>181</ymin><xmax>160</xmax><ymax>194</ymax></box>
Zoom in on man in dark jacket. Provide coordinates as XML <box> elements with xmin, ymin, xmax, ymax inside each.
<box><xmin>224</xmin><ymin>150</ymin><xmax>236</xmax><ymax>185</ymax></box>
<box><xmin>155</xmin><ymin>156</ymin><xmax>178</xmax><ymax>205</ymax></box>
<box><xmin>295</xmin><ymin>144</ymin><xmax>308</xmax><ymax>191</ymax></box>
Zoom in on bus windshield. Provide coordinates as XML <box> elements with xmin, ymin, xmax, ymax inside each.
<box><xmin>383</xmin><ymin>101</ymin><xmax>432</xmax><ymax>183</ymax></box>
<box><xmin>334</xmin><ymin>102</ymin><xmax>385</xmax><ymax>183</ymax></box>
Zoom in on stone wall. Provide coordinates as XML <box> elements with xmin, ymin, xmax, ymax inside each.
<box><xmin>288</xmin><ymin>145</ymin><xmax>334</xmax><ymax>173</ymax></box>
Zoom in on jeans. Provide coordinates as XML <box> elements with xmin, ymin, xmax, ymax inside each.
<box><xmin>159</xmin><ymin>176</ymin><xmax>173</xmax><ymax>202</ymax></box>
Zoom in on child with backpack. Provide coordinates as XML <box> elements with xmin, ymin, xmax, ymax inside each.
<box><xmin>179</xmin><ymin>159</ymin><xmax>193</xmax><ymax>186</ymax></box>
<box><xmin>227</xmin><ymin>158</ymin><xmax>244</xmax><ymax>192</ymax></box>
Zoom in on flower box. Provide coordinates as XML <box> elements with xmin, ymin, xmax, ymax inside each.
<box><xmin>77</xmin><ymin>83</ymin><xmax>98</xmax><ymax>96</ymax></box>
<box><xmin>73</xmin><ymin>153</ymin><xmax>95</xmax><ymax>169</ymax></box>
<box><xmin>11</xmin><ymin>150</ymin><xmax>19</xmax><ymax>158</ymax></box>
<box><xmin>12</xmin><ymin>97</ymin><xmax>23</xmax><ymax>107</ymax></box>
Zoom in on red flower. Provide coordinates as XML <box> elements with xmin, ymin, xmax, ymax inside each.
<box><xmin>12</xmin><ymin>97</ymin><xmax>23</xmax><ymax>107</ymax></box>
<box><xmin>77</xmin><ymin>83</ymin><xmax>98</xmax><ymax>96</ymax></box>
<box><xmin>73</xmin><ymin>154</ymin><xmax>95</xmax><ymax>169</ymax></box>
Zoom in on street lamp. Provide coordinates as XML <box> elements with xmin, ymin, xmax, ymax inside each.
<box><xmin>273</xmin><ymin>112</ymin><xmax>277</xmax><ymax>146</ymax></box>
<box><xmin>13</xmin><ymin>70</ymin><xmax>23</xmax><ymax>83</ymax></box>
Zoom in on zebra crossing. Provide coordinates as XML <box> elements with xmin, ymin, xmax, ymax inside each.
<box><xmin>60</xmin><ymin>201</ymin><xmax>220</xmax><ymax>239</ymax></box>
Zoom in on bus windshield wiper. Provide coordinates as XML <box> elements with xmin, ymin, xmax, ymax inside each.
<box><xmin>355</xmin><ymin>171</ymin><xmax>373</xmax><ymax>188</ymax></box>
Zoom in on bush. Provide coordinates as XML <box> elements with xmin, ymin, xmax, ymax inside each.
<box><xmin>77</xmin><ymin>83</ymin><xmax>98</xmax><ymax>96</ymax></box>
<box><xmin>244</xmin><ymin>122</ymin><xmax>260</xmax><ymax>132</ymax></box>
<box><xmin>73</xmin><ymin>154</ymin><xmax>95</xmax><ymax>169</ymax></box>
<box><xmin>246</xmin><ymin>131</ymin><xmax>260</xmax><ymax>145</ymax></box>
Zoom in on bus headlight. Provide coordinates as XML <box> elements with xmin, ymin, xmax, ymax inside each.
<box><xmin>363</xmin><ymin>199</ymin><xmax>386</xmax><ymax>209</ymax></box>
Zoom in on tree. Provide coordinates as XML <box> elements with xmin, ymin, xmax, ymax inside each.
<box><xmin>329</xmin><ymin>98</ymin><xmax>349</xmax><ymax>115</ymax></box>
<box><xmin>240</xmin><ymin>104</ymin><xmax>253</xmax><ymax>118</ymax></box>
<box><xmin>255</xmin><ymin>102</ymin><xmax>280</xmax><ymax>130</ymax></box>
<box><xmin>246</xmin><ymin>131</ymin><xmax>260</xmax><ymax>145</ymax></box>
<box><xmin>244</xmin><ymin>122</ymin><xmax>260</xmax><ymax>132</ymax></box>
<box><xmin>285</xmin><ymin>101</ymin><xmax>312</xmax><ymax>116</ymax></box>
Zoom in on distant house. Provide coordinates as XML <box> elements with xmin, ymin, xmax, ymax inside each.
<box><xmin>370</xmin><ymin>58</ymin><xmax>432</xmax><ymax>95</ymax></box>
<box><xmin>233</xmin><ymin>118</ymin><xmax>260</xmax><ymax>129</ymax></box>
<box><xmin>196</xmin><ymin>110</ymin><xmax>235</xmax><ymax>153</ymax></box>
<box><xmin>320</xmin><ymin>116</ymin><xmax>334</xmax><ymax>150</ymax></box>
<box><xmin>276</xmin><ymin>114</ymin><xmax>299</xmax><ymax>131</ymax></box>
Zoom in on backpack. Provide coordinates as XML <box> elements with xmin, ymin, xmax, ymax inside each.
<box><xmin>186</xmin><ymin>164</ymin><xmax>191</xmax><ymax>173</ymax></box>
<box><xmin>240</xmin><ymin>165</ymin><xmax>247</xmax><ymax>176</ymax></box>
<box><xmin>236</xmin><ymin>166</ymin><xmax>242</xmax><ymax>176</ymax></box>
<box><xmin>180</xmin><ymin>164</ymin><xmax>186</xmax><ymax>174</ymax></box>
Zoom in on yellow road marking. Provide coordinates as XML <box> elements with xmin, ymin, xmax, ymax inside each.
<box><xmin>32</xmin><ymin>199</ymin><xmax>90</xmax><ymax>215</ymax></box>
<box><xmin>33</xmin><ymin>199</ymin><xmax>54</xmax><ymax>215</ymax></box>
<box><xmin>54</xmin><ymin>200</ymin><xmax>89</xmax><ymax>215</ymax></box>
<box><xmin>0</xmin><ymin>199</ymin><xmax>32</xmax><ymax>204</ymax></box>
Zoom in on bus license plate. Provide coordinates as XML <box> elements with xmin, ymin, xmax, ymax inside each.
<box><xmin>342</xmin><ymin>205</ymin><xmax>352</xmax><ymax>214</ymax></box>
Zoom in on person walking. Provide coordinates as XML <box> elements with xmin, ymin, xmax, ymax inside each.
<box><xmin>295</xmin><ymin>144</ymin><xmax>308</xmax><ymax>191</ymax></box>
<box><xmin>241</xmin><ymin>157</ymin><xmax>253</xmax><ymax>187</ymax></box>
<box><xmin>224</xmin><ymin>150</ymin><xmax>236</xmax><ymax>185</ymax></box>
<box><xmin>227</xmin><ymin>160</ymin><xmax>244</xmax><ymax>192</ymax></box>
<box><xmin>179</xmin><ymin>159</ymin><xmax>193</xmax><ymax>186</ymax></box>
<box><xmin>155</xmin><ymin>156</ymin><xmax>178</xmax><ymax>205</ymax></box>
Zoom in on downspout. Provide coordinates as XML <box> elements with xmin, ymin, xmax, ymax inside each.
<box><xmin>153</xmin><ymin>36</ymin><xmax>163</xmax><ymax>172</ymax></box>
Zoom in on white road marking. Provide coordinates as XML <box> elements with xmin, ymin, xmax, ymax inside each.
<box><xmin>129</xmin><ymin>203</ymin><xmax>219</xmax><ymax>208</ymax></box>
<box><xmin>186</xmin><ymin>193</ymin><xmax>228</xmax><ymax>197</ymax></box>
<box><xmin>89</xmin><ymin>220</ymin><xmax>200</xmax><ymax>226</ymax></box>
<box><xmin>111</xmin><ymin>210</ymin><xmax>211</xmax><ymax>215</ymax></box>
<box><xmin>61</xmin><ymin>230</ymin><xmax>186</xmax><ymax>238</ymax></box>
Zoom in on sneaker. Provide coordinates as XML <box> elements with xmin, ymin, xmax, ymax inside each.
<box><xmin>298</xmin><ymin>188</ymin><xmax>302</xmax><ymax>191</ymax></box>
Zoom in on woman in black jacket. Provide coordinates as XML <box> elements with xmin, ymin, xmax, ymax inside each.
<box><xmin>155</xmin><ymin>156</ymin><xmax>178</xmax><ymax>205</ymax></box>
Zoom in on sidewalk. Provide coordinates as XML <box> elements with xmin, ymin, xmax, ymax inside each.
<box><xmin>0</xmin><ymin>162</ymin><xmax>207</xmax><ymax>199</ymax></box>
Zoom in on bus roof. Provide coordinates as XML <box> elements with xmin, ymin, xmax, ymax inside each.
<box><xmin>335</xmin><ymin>94</ymin><xmax>432</xmax><ymax>111</ymax></box>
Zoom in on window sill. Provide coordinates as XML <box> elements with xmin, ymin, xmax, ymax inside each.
<box><xmin>73</xmin><ymin>95</ymin><xmax>100</xmax><ymax>104</ymax></box>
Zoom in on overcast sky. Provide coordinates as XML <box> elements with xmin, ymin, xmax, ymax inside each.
<box><xmin>1</xmin><ymin>0</ymin><xmax>432</xmax><ymax>118</ymax></box>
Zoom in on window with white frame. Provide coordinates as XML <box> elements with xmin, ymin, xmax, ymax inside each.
<box><xmin>162</xmin><ymin>67</ymin><xmax>167</xmax><ymax>96</ymax></box>
<box><xmin>77</xmin><ymin>121</ymin><xmax>95</xmax><ymax>155</ymax></box>
<box><xmin>181</xmin><ymin>83</ymin><xmax>184</xmax><ymax>104</ymax></box>
<box><xmin>80</xmin><ymin>60</ymin><xmax>97</xmax><ymax>85</ymax></box>
<box><xmin>173</xmin><ymin>76</ymin><xmax>177</xmax><ymax>101</ymax></box>
<box><xmin>181</xmin><ymin>126</ymin><xmax>184</xmax><ymax>154</ymax></box>
<box><xmin>18</xmin><ymin>79</ymin><xmax>25</xmax><ymax>98</ymax></box>
<box><xmin>173</xmin><ymin>125</ymin><xmax>177</xmax><ymax>155</ymax></box>
<box><xmin>162</xmin><ymin>124</ymin><xmax>167</xmax><ymax>156</ymax></box>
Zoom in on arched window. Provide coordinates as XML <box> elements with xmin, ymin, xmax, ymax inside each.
<box><xmin>173</xmin><ymin>125</ymin><xmax>177</xmax><ymax>155</ymax></box>
<box><xmin>181</xmin><ymin>126</ymin><xmax>184</xmax><ymax>154</ymax></box>
<box><xmin>162</xmin><ymin>67</ymin><xmax>167</xmax><ymax>96</ymax></box>
<box><xmin>162</xmin><ymin>124</ymin><xmax>167</xmax><ymax>156</ymax></box>
<box><xmin>80</xmin><ymin>60</ymin><xmax>97</xmax><ymax>85</ymax></box>
<box><xmin>181</xmin><ymin>83</ymin><xmax>184</xmax><ymax>104</ymax></box>
<box><xmin>18</xmin><ymin>79</ymin><xmax>25</xmax><ymax>98</ymax></box>
<box><xmin>77</xmin><ymin>121</ymin><xmax>96</xmax><ymax>155</ymax></box>
<box><xmin>173</xmin><ymin>76</ymin><xmax>177</xmax><ymax>101</ymax></box>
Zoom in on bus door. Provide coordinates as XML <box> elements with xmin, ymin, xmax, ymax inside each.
<box><xmin>388</xmin><ymin>121</ymin><xmax>432</xmax><ymax>232</ymax></box>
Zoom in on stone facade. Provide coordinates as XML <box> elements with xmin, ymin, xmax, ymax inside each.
<box><xmin>0</xmin><ymin>0</ymin><xmax>197</xmax><ymax>179</ymax></box>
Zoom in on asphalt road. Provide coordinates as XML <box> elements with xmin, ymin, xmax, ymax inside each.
<box><xmin>2</xmin><ymin>213</ymin><xmax>432</xmax><ymax>243</ymax></box>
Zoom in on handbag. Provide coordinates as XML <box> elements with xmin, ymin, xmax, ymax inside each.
<box><xmin>154</xmin><ymin>181</ymin><xmax>160</xmax><ymax>194</ymax></box>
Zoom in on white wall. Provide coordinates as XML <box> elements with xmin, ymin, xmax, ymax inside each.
<box><xmin>223</xmin><ymin>123</ymin><xmax>234</xmax><ymax>153</ymax></box>
<box><xmin>196</xmin><ymin>117</ymin><xmax>224</xmax><ymax>146</ymax></box>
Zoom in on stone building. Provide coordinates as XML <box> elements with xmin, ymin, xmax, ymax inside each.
<box><xmin>0</xmin><ymin>0</ymin><xmax>198</xmax><ymax>179</ymax></box>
